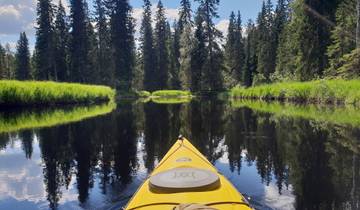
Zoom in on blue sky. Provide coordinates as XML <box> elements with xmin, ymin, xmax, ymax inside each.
<box><xmin>0</xmin><ymin>0</ymin><xmax>275</xmax><ymax>51</ymax></box>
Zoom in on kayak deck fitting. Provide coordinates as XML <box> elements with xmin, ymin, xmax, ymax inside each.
<box><xmin>124</xmin><ymin>137</ymin><xmax>252</xmax><ymax>210</ymax></box>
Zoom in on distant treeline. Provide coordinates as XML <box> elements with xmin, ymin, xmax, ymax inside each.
<box><xmin>0</xmin><ymin>0</ymin><xmax>359</xmax><ymax>92</ymax></box>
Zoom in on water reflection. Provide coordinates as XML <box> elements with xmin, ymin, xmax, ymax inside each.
<box><xmin>0</xmin><ymin>100</ymin><xmax>359</xmax><ymax>210</ymax></box>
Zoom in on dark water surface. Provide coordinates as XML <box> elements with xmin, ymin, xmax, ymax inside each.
<box><xmin>0</xmin><ymin>99</ymin><xmax>359</xmax><ymax>210</ymax></box>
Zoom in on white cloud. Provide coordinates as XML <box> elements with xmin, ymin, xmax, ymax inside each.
<box><xmin>216</xmin><ymin>19</ymin><xmax>229</xmax><ymax>37</ymax></box>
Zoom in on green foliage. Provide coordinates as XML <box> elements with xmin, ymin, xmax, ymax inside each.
<box><xmin>15</xmin><ymin>32</ymin><xmax>31</xmax><ymax>80</ymax></box>
<box><xmin>326</xmin><ymin>0</ymin><xmax>357</xmax><ymax>77</ymax></box>
<box><xmin>0</xmin><ymin>80</ymin><xmax>115</xmax><ymax>106</ymax></box>
<box><xmin>54</xmin><ymin>1</ymin><xmax>69</xmax><ymax>82</ymax></box>
<box><xmin>0</xmin><ymin>102</ymin><xmax>116</xmax><ymax>133</ymax></box>
<box><xmin>231</xmin><ymin>100</ymin><xmax>360</xmax><ymax>127</ymax></box>
<box><xmin>151</xmin><ymin>90</ymin><xmax>192</xmax><ymax>98</ymax></box>
<box><xmin>108</xmin><ymin>0</ymin><xmax>135</xmax><ymax>91</ymax></box>
<box><xmin>230</xmin><ymin>79</ymin><xmax>360</xmax><ymax>106</ymax></box>
<box><xmin>154</xmin><ymin>1</ymin><xmax>170</xmax><ymax>89</ymax></box>
<box><xmin>151</xmin><ymin>97</ymin><xmax>191</xmax><ymax>104</ymax></box>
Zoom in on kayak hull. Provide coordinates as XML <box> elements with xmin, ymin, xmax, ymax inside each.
<box><xmin>125</xmin><ymin>138</ymin><xmax>252</xmax><ymax>210</ymax></box>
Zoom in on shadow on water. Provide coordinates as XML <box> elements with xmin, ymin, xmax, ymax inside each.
<box><xmin>0</xmin><ymin>99</ymin><xmax>359</xmax><ymax>209</ymax></box>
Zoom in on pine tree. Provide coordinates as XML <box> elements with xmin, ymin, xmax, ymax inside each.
<box><xmin>95</xmin><ymin>0</ymin><xmax>113</xmax><ymax>86</ymax></box>
<box><xmin>35</xmin><ymin>0</ymin><xmax>54</xmax><ymax>80</ymax></box>
<box><xmin>178</xmin><ymin>0</ymin><xmax>192</xmax><ymax>33</ymax></box>
<box><xmin>326</xmin><ymin>0</ymin><xmax>357</xmax><ymax>77</ymax></box>
<box><xmin>169</xmin><ymin>22</ymin><xmax>181</xmax><ymax>89</ymax></box>
<box><xmin>225</xmin><ymin>11</ymin><xmax>245</xmax><ymax>87</ymax></box>
<box><xmin>178</xmin><ymin>0</ymin><xmax>193</xmax><ymax>90</ymax></box>
<box><xmin>179</xmin><ymin>24</ymin><xmax>195</xmax><ymax>89</ymax></box>
<box><xmin>69</xmin><ymin>0</ymin><xmax>90</xmax><ymax>83</ymax></box>
<box><xmin>85</xmin><ymin>14</ymin><xmax>99</xmax><ymax>84</ymax></box>
<box><xmin>255</xmin><ymin>0</ymin><xmax>275</xmax><ymax>84</ymax></box>
<box><xmin>243</xmin><ymin>20</ymin><xmax>257</xmax><ymax>87</ymax></box>
<box><xmin>15</xmin><ymin>32</ymin><xmax>31</xmax><ymax>80</ymax></box>
<box><xmin>357</xmin><ymin>0</ymin><xmax>360</xmax><ymax>47</ymax></box>
<box><xmin>141</xmin><ymin>0</ymin><xmax>156</xmax><ymax>91</ymax></box>
<box><xmin>0</xmin><ymin>43</ymin><xmax>5</xmax><ymax>79</ymax></box>
<box><xmin>154</xmin><ymin>0</ymin><xmax>169</xmax><ymax>90</ymax></box>
<box><xmin>195</xmin><ymin>0</ymin><xmax>224</xmax><ymax>91</ymax></box>
<box><xmin>54</xmin><ymin>0</ymin><xmax>69</xmax><ymax>81</ymax></box>
<box><xmin>3</xmin><ymin>44</ymin><xmax>15</xmax><ymax>79</ymax></box>
<box><xmin>108</xmin><ymin>0</ymin><xmax>135</xmax><ymax>91</ymax></box>
<box><xmin>190</xmin><ymin>8</ymin><xmax>206</xmax><ymax>92</ymax></box>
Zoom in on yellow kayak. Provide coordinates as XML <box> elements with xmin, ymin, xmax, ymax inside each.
<box><xmin>125</xmin><ymin>137</ymin><xmax>252</xmax><ymax>210</ymax></box>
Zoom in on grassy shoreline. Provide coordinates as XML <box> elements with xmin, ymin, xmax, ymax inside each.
<box><xmin>230</xmin><ymin>80</ymin><xmax>360</xmax><ymax>106</ymax></box>
<box><xmin>0</xmin><ymin>80</ymin><xmax>115</xmax><ymax>106</ymax></box>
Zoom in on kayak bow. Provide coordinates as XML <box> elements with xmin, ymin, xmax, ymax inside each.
<box><xmin>125</xmin><ymin>137</ymin><xmax>252</xmax><ymax>210</ymax></box>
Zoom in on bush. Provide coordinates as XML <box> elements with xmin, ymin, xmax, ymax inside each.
<box><xmin>151</xmin><ymin>90</ymin><xmax>192</xmax><ymax>98</ymax></box>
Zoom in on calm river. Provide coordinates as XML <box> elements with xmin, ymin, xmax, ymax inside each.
<box><xmin>0</xmin><ymin>99</ymin><xmax>359</xmax><ymax>210</ymax></box>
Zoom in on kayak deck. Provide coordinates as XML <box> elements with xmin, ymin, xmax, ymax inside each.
<box><xmin>125</xmin><ymin>138</ymin><xmax>252</xmax><ymax>210</ymax></box>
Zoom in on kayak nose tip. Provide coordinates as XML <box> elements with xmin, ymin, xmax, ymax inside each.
<box><xmin>178</xmin><ymin>135</ymin><xmax>184</xmax><ymax>141</ymax></box>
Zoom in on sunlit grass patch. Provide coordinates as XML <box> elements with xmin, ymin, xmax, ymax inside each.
<box><xmin>0</xmin><ymin>80</ymin><xmax>115</xmax><ymax>106</ymax></box>
<box><xmin>230</xmin><ymin>79</ymin><xmax>360</xmax><ymax>106</ymax></box>
<box><xmin>151</xmin><ymin>90</ymin><xmax>193</xmax><ymax>98</ymax></box>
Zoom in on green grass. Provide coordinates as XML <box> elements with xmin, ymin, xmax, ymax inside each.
<box><xmin>0</xmin><ymin>102</ymin><xmax>116</xmax><ymax>133</ymax></box>
<box><xmin>151</xmin><ymin>90</ymin><xmax>193</xmax><ymax>98</ymax></box>
<box><xmin>0</xmin><ymin>80</ymin><xmax>115</xmax><ymax>106</ymax></box>
<box><xmin>151</xmin><ymin>97</ymin><xmax>192</xmax><ymax>104</ymax></box>
<box><xmin>230</xmin><ymin>79</ymin><xmax>360</xmax><ymax>106</ymax></box>
<box><xmin>231</xmin><ymin>100</ymin><xmax>360</xmax><ymax>127</ymax></box>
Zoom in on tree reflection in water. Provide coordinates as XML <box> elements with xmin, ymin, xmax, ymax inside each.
<box><xmin>0</xmin><ymin>99</ymin><xmax>358</xmax><ymax>209</ymax></box>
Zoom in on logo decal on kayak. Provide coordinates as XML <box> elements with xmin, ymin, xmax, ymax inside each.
<box><xmin>176</xmin><ymin>157</ymin><xmax>192</xmax><ymax>162</ymax></box>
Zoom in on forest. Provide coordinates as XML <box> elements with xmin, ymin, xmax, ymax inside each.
<box><xmin>0</xmin><ymin>0</ymin><xmax>359</xmax><ymax>93</ymax></box>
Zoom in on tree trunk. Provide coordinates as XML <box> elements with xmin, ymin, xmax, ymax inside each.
<box><xmin>357</xmin><ymin>0</ymin><xmax>360</xmax><ymax>48</ymax></box>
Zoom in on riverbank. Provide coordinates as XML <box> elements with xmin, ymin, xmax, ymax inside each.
<box><xmin>0</xmin><ymin>80</ymin><xmax>115</xmax><ymax>106</ymax></box>
<box><xmin>230</xmin><ymin>80</ymin><xmax>360</xmax><ymax>106</ymax></box>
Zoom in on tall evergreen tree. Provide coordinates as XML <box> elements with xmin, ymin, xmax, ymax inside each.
<box><xmin>0</xmin><ymin>43</ymin><xmax>5</xmax><ymax>79</ymax></box>
<box><xmin>169</xmin><ymin>22</ymin><xmax>181</xmax><ymax>89</ymax></box>
<box><xmin>15</xmin><ymin>32</ymin><xmax>31</xmax><ymax>80</ymax></box>
<box><xmin>357</xmin><ymin>0</ymin><xmax>360</xmax><ymax>47</ymax></box>
<box><xmin>69</xmin><ymin>0</ymin><xmax>90</xmax><ymax>83</ymax></box>
<box><xmin>178</xmin><ymin>0</ymin><xmax>192</xmax><ymax>33</ymax></box>
<box><xmin>179</xmin><ymin>24</ymin><xmax>195</xmax><ymax>89</ymax></box>
<box><xmin>54</xmin><ymin>0</ymin><xmax>69</xmax><ymax>81</ymax></box>
<box><xmin>195</xmin><ymin>0</ymin><xmax>224</xmax><ymax>91</ymax></box>
<box><xmin>35</xmin><ymin>0</ymin><xmax>54</xmax><ymax>80</ymax></box>
<box><xmin>190</xmin><ymin>8</ymin><xmax>206</xmax><ymax>92</ymax></box>
<box><xmin>243</xmin><ymin>20</ymin><xmax>257</xmax><ymax>87</ymax></box>
<box><xmin>141</xmin><ymin>0</ymin><xmax>156</xmax><ymax>91</ymax></box>
<box><xmin>108</xmin><ymin>0</ymin><xmax>135</xmax><ymax>91</ymax></box>
<box><xmin>255</xmin><ymin>0</ymin><xmax>275</xmax><ymax>84</ymax></box>
<box><xmin>95</xmin><ymin>0</ymin><xmax>113</xmax><ymax>86</ymax></box>
<box><xmin>154</xmin><ymin>0</ymin><xmax>170</xmax><ymax>89</ymax></box>
<box><xmin>225</xmin><ymin>11</ymin><xmax>245</xmax><ymax>87</ymax></box>
<box><xmin>3</xmin><ymin>44</ymin><xmax>15</xmax><ymax>79</ymax></box>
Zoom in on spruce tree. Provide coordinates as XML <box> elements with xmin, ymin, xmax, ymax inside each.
<box><xmin>69</xmin><ymin>0</ymin><xmax>90</xmax><ymax>83</ymax></box>
<box><xmin>234</xmin><ymin>12</ymin><xmax>245</xmax><ymax>84</ymax></box>
<box><xmin>170</xmin><ymin>22</ymin><xmax>181</xmax><ymax>89</ymax></box>
<box><xmin>224</xmin><ymin>12</ymin><xmax>237</xmax><ymax>87</ymax></box>
<box><xmin>54</xmin><ymin>0</ymin><xmax>69</xmax><ymax>81</ymax></box>
<box><xmin>108</xmin><ymin>0</ymin><xmax>135</xmax><ymax>91</ymax></box>
<box><xmin>195</xmin><ymin>0</ymin><xmax>224</xmax><ymax>91</ymax></box>
<box><xmin>35</xmin><ymin>0</ymin><xmax>54</xmax><ymax>80</ymax></box>
<box><xmin>0</xmin><ymin>43</ymin><xmax>4</xmax><ymax>79</ymax></box>
<box><xmin>3</xmin><ymin>44</ymin><xmax>15</xmax><ymax>79</ymax></box>
<box><xmin>255</xmin><ymin>0</ymin><xmax>275</xmax><ymax>84</ymax></box>
<box><xmin>15</xmin><ymin>32</ymin><xmax>31</xmax><ymax>80</ymax></box>
<box><xmin>178</xmin><ymin>0</ymin><xmax>193</xmax><ymax>90</ymax></box>
<box><xmin>141</xmin><ymin>0</ymin><xmax>156</xmax><ymax>91</ymax></box>
<box><xmin>190</xmin><ymin>8</ymin><xmax>207</xmax><ymax>92</ymax></box>
<box><xmin>85</xmin><ymin>14</ymin><xmax>99</xmax><ymax>84</ymax></box>
<box><xmin>95</xmin><ymin>0</ymin><xmax>113</xmax><ymax>86</ymax></box>
<box><xmin>154</xmin><ymin>1</ymin><xmax>170</xmax><ymax>89</ymax></box>
<box><xmin>243</xmin><ymin>20</ymin><xmax>257</xmax><ymax>87</ymax></box>
<box><xmin>357</xmin><ymin>0</ymin><xmax>360</xmax><ymax>47</ymax></box>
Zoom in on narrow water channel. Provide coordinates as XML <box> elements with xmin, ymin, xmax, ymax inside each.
<box><xmin>0</xmin><ymin>99</ymin><xmax>359</xmax><ymax>210</ymax></box>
